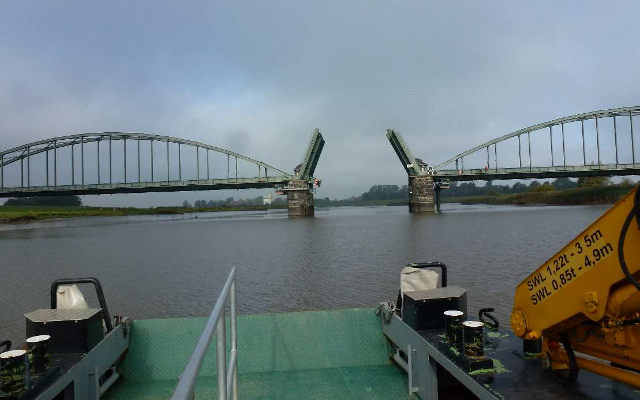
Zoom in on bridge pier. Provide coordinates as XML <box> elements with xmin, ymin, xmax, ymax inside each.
<box><xmin>408</xmin><ymin>175</ymin><xmax>435</xmax><ymax>213</ymax></box>
<box><xmin>286</xmin><ymin>180</ymin><xmax>314</xmax><ymax>217</ymax></box>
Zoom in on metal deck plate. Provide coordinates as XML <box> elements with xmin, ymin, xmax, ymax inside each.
<box><xmin>107</xmin><ymin>366</ymin><xmax>414</xmax><ymax>400</ymax></box>
<box><xmin>420</xmin><ymin>328</ymin><xmax>640</xmax><ymax>399</ymax></box>
<box><xmin>24</xmin><ymin>308</ymin><xmax>102</xmax><ymax>322</ymax></box>
<box><xmin>105</xmin><ymin>308</ymin><xmax>417</xmax><ymax>399</ymax></box>
<box><xmin>405</xmin><ymin>286</ymin><xmax>466</xmax><ymax>301</ymax></box>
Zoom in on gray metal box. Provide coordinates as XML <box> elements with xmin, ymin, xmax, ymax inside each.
<box><xmin>25</xmin><ymin>309</ymin><xmax>104</xmax><ymax>354</ymax></box>
<box><xmin>402</xmin><ymin>286</ymin><xmax>467</xmax><ymax>331</ymax></box>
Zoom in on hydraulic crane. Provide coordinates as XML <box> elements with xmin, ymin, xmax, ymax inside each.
<box><xmin>511</xmin><ymin>185</ymin><xmax>640</xmax><ymax>387</ymax></box>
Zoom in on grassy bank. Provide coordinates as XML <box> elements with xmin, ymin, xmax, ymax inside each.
<box><xmin>444</xmin><ymin>185</ymin><xmax>634</xmax><ymax>206</ymax></box>
<box><xmin>0</xmin><ymin>204</ymin><xmax>287</xmax><ymax>224</ymax></box>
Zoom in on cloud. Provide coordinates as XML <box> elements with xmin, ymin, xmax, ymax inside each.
<box><xmin>1</xmin><ymin>1</ymin><xmax>639</xmax><ymax>206</ymax></box>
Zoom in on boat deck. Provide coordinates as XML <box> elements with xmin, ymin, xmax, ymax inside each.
<box><xmin>108</xmin><ymin>365</ymin><xmax>411</xmax><ymax>399</ymax></box>
<box><xmin>105</xmin><ymin>308</ymin><xmax>415</xmax><ymax>400</ymax></box>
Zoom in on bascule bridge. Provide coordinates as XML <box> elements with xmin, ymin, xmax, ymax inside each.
<box><xmin>0</xmin><ymin>130</ymin><xmax>325</xmax><ymax>217</ymax></box>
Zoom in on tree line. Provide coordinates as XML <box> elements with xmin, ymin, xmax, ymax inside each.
<box><xmin>315</xmin><ymin>176</ymin><xmax>636</xmax><ymax>205</ymax></box>
<box><xmin>182</xmin><ymin>196</ymin><xmax>285</xmax><ymax>208</ymax></box>
<box><xmin>3</xmin><ymin>195</ymin><xmax>82</xmax><ymax>206</ymax></box>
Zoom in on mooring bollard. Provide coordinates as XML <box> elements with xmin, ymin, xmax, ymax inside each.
<box><xmin>0</xmin><ymin>349</ymin><xmax>27</xmax><ymax>394</ymax></box>
<box><xmin>444</xmin><ymin>310</ymin><xmax>464</xmax><ymax>349</ymax></box>
<box><xmin>462</xmin><ymin>321</ymin><xmax>485</xmax><ymax>358</ymax></box>
<box><xmin>27</xmin><ymin>335</ymin><xmax>51</xmax><ymax>374</ymax></box>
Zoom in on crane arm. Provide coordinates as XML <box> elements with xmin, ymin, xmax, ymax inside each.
<box><xmin>511</xmin><ymin>185</ymin><xmax>640</xmax><ymax>387</ymax></box>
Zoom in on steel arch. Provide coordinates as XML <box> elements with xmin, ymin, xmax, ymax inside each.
<box><xmin>0</xmin><ymin>132</ymin><xmax>291</xmax><ymax>177</ymax></box>
<box><xmin>435</xmin><ymin>106</ymin><xmax>640</xmax><ymax>171</ymax></box>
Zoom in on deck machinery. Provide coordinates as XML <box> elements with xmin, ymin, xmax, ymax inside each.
<box><xmin>380</xmin><ymin>185</ymin><xmax>640</xmax><ymax>399</ymax></box>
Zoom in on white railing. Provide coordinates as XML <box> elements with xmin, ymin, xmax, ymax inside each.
<box><xmin>170</xmin><ymin>267</ymin><xmax>238</xmax><ymax>400</ymax></box>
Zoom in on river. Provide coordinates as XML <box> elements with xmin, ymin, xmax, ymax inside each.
<box><xmin>0</xmin><ymin>203</ymin><xmax>609</xmax><ymax>346</ymax></box>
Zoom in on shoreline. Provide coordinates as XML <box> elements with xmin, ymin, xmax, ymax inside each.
<box><xmin>317</xmin><ymin>185</ymin><xmax>635</xmax><ymax>208</ymax></box>
<box><xmin>0</xmin><ymin>204</ymin><xmax>287</xmax><ymax>225</ymax></box>
<box><xmin>445</xmin><ymin>185</ymin><xmax>634</xmax><ymax>206</ymax></box>
<box><xmin>1</xmin><ymin>185</ymin><xmax>635</xmax><ymax>224</ymax></box>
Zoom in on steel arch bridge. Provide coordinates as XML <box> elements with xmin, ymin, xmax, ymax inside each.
<box><xmin>0</xmin><ymin>131</ymin><xmax>324</xmax><ymax>198</ymax></box>
<box><xmin>389</xmin><ymin>106</ymin><xmax>640</xmax><ymax>182</ymax></box>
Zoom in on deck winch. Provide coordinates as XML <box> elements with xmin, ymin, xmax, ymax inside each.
<box><xmin>0</xmin><ymin>278</ymin><xmax>130</xmax><ymax>399</ymax></box>
<box><xmin>393</xmin><ymin>262</ymin><xmax>496</xmax><ymax>376</ymax></box>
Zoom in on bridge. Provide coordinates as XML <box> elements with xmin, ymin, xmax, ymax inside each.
<box><xmin>0</xmin><ymin>130</ymin><xmax>325</xmax><ymax>217</ymax></box>
<box><xmin>388</xmin><ymin>106</ymin><xmax>640</xmax><ymax>212</ymax></box>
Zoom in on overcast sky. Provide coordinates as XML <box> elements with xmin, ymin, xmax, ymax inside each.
<box><xmin>1</xmin><ymin>1</ymin><xmax>639</xmax><ymax>206</ymax></box>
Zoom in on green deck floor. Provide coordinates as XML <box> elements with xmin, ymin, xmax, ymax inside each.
<box><xmin>105</xmin><ymin>308</ymin><xmax>414</xmax><ymax>400</ymax></box>
<box><xmin>108</xmin><ymin>365</ymin><xmax>412</xmax><ymax>400</ymax></box>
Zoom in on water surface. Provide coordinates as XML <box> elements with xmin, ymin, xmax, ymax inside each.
<box><xmin>0</xmin><ymin>203</ymin><xmax>608</xmax><ymax>345</ymax></box>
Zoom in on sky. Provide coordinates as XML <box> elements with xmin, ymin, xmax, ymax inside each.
<box><xmin>1</xmin><ymin>1</ymin><xmax>639</xmax><ymax>206</ymax></box>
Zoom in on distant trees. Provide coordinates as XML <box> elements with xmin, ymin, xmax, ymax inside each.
<box><xmin>578</xmin><ymin>176</ymin><xmax>611</xmax><ymax>187</ymax></box>
<box><xmin>526</xmin><ymin>181</ymin><xmax>555</xmax><ymax>192</ymax></box>
<box><xmin>620</xmin><ymin>178</ymin><xmax>635</xmax><ymax>187</ymax></box>
<box><xmin>511</xmin><ymin>182</ymin><xmax>527</xmax><ymax>193</ymax></box>
<box><xmin>361</xmin><ymin>185</ymin><xmax>408</xmax><ymax>201</ymax></box>
<box><xmin>444</xmin><ymin>182</ymin><xmax>488</xmax><ymax>197</ymax></box>
<box><xmin>552</xmin><ymin>177</ymin><xmax>578</xmax><ymax>190</ymax></box>
<box><xmin>183</xmin><ymin>195</ymin><xmax>280</xmax><ymax>208</ymax></box>
<box><xmin>4</xmin><ymin>195</ymin><xmax>82</xmax><ymax>206</ymax></box>
<box><xmin>442</xmin><ymin>181</ymin><xmax>526</xmax><ymax>197</ymax></box>
<box><xmin>172</xmin><ymin>175</ymin><xmax>633</xmax><ymax>209</ymax></box>
<box><xmin>442</xmin><ymin>178</ymin><xmax>580</xmax><ymax>198</ymax></box>
<box><xmin>527</xmin><ymin>182</ymin><xmax>554</xmax><ymax>192</ymax></box>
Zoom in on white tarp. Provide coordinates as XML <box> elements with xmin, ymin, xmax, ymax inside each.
<box><xmin>56</xmin><ymin>285</ymin><xmax>89</xmax><ymax>309</ymax></box>
<box><xmin>400</xmin><ymin>267</ymin><xmax>439</xmax><ymax>297</ymax></box>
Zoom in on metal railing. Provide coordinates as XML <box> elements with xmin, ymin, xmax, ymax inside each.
<box><xmin>170</xmin><ymin>267</ymin><xmax>238</xmax><ymax>400</ymax></box>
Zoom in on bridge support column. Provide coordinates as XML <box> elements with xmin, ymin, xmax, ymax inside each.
<box><xmin>408</xmin><ymin>175</ymin><xmax>435</xmax><ymax>213</ymax></box>
<box><xmin>286</xmin><ymin>180</ymin><xmax>314</xmax><ymax>217</ymax></box>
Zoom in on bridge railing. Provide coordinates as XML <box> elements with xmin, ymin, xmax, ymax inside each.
<box><xmin>437</xmin><ymin>163</ymin><xmax>640</xmax><ymax>181</ymax></box>
<box><xmin>170</xmin><ymin>267</ymin><xmax>238</xmax><ymax>400</ymax></box>
<box><xmin>0</xmin><ymin>176</ymin><xmax>291</xmax><ymax>198</ymax></box>
<box><xmin>435</xmin><ymin>106</ymin><xmax>640</xmax><ymax>175</ymax></box>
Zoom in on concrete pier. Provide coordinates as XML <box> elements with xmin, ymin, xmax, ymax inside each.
<box><xmin>408</xmin><ymin>175</ymin><xmax>435</xmax><ymax>213</ymax></box>
<box><xmin>286</xmin><ymin>181</ymin><xmax>314</xmax><ymax>217</ymax></box>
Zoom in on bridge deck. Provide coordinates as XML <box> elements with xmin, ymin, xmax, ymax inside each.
<box><xmin>437</xmin><ymin>163</ymin><xmax>640</xmax><ymax>181</ymax></box>
<box><xmin>0</xmin><ymin>176</ymin><xmax>289</xmax><ymax>198</ymax></box>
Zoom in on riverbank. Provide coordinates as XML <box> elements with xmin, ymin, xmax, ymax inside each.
<box><xmin>2</xmin><ymin>185</ymin><xmax>635</xmax><ymax>223</ymax></box>
<box><xmin>445</xmin><ymin>185</ymin><xmax>634</xmax><ymax>206</ymax></box>
<box><xmin>315</xmin><ymin>185</ymin><xmax>637</xmax><ymax>208</ymax></box>
<box><xmin>0</xmin><ymin>204</ymin><xmax>287</xmax><ymax>224</ymax></box>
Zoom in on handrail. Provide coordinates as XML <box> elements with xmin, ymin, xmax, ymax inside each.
<box><xmin>170</xmin><ymin>267</ymin><xmax>238</xmax><ymax>400</ymax></box>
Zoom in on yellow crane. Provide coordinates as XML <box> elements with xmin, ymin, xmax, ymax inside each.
<box><xmin>511</xmin><ymin>185</ymin><xmax>640</xmax><ymax>387</ymax></box>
